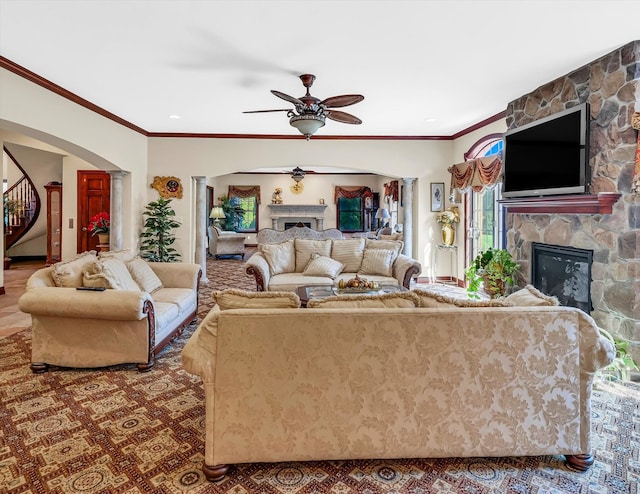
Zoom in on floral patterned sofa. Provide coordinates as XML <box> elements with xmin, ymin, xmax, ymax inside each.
<box><xmin>19</xmin><ymin>250</ymin><xmax>201</xmax><ymax>372</ymax></box>
<box><xmin>182</xmin><ymin>287</ymin><xmax>615</xmax><ymax>481</ymax></box>
<box><xmin>245</xmin><ymin>226</ymin><xmax>421</xmax><ymax>291</ymax></box>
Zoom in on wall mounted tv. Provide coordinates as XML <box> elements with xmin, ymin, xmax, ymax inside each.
<box><xmin>502</xmin><ymin>103</ymin><xmax>590</xmax><ymax>198</ymax></box>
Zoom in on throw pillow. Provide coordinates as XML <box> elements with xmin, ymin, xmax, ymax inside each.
<box><xmin>127</xmin><ymin>257</ymin><xmax>164</xmax><ymax>293</ymax></box>
<box><xmin>213</xmin><ymin>288</ymin><xmax>301</xmax><ymax>310</ymax></box>
<box><xmin>358</xmin><ymin>248</ymin><xmax>395</xmax><ymax>277</ymax></box>
<box><xmin>52</xmin><ymin>251</ymin><xmax>97</xmax><ymax>287</ymax></box>
<box><xmin>98</xmin><ymin>248</ymin><xmax>136</xmax><ymax>262</ymax></box>
<box><xmin>303</xmin><ymin>253</ymin><xmax>344</xmax><ymax>279</ymax></box>
<box><xmin>505</xmin><ymin>284</ymin><xmax>560</xmax><ymax>306</ymax></box>
<box><xmin>295</xmin><ymin>238</ymin><xmax>332</xmax><ymax>272</ymax></box>
<box><xmin>260</xmin><ymin>239</ymin><xmax>296</xmax><ymax>275</ymax></box>
<box><xmin>89</xmin><ymin>257</ymin><xmax>141</xmax><ymax>291</ymax></box>
<box><xmin>412</xmin><ymin>287</ymin><xmax>514</xmax><ymax>308</ymax></box>
<box><xmin>307</xmin><ymin>291</ymin><xmax>420</xmax><ymax>308</ymax></box>
<box><xmin>331</xmin><ymin>238</ymin><xmax>365</xmax><ymax>272</ymax></box>
<box><xmin>365</xmin><ymin>238</ymin><xmax>403</xmax><ymax>261</ymax></box>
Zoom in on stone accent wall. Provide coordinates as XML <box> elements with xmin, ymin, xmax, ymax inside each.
<box><xmin>505</xmin><ymin>41</ymin><xmax>639</xmax><ymax>356</ymax></box>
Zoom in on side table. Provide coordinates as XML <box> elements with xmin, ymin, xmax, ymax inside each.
<box><xmin>432</xmin><ymin>244</ymin><xmax>458</xmax><ymax>285</ymax></box>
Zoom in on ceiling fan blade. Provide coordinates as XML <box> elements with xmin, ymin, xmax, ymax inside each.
<box><xmin>321</xmin><ymin>94</ymin><xmax>364</xmax><ymax>108</ymax></box>
<box><xmin>243</xmin><ymin>109</ymin><xmax>291</xmax><ymax>114</ymax></box>
<box><xmin>271</xmin><ymin>90</ymin><xmax>304</xmax><ymax>106</ymax></box>
<box><xmin>326</xmin><ymin>110</ymin><xmax>362</xmax><ymax>125</ymax></box>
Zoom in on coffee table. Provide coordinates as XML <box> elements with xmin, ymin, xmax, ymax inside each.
<box><xmin>296</xmin><ymin>284</ymin><xmax>405</xmax><ymax>308</ymax></box>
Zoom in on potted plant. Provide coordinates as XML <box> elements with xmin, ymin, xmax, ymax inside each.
<box><xmin>465</xmin><ymin>247</ymin><xmax>520</xmax><ymax>298</ymax></box>
<box><xmin>139</xmin><ymin>197</ymin><xmax>182</xmax><ymax>262</ymax></box>
<box><xmin>218</xmin><ymin>195</ymin><xmax>245</xmax><ymax>232</ymax></box>
<box><xmin>88</xmin><ymin>211</ymin><xmax>110</xmax><ymax>244</ymax></box>
<box><xmin>597</xmin><ymin>327</ymin><xmax>639</xmax><ymax>382</ymax></box>
<box><xmin>436</xmin><ymin>206</ymin><xmax>459</xmax><ymax>245</ymax></box>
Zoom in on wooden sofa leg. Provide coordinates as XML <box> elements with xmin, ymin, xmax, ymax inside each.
<box><xmin>30</xmin><ymin>362</ymin><xmax>48</xmax><ymax>373</ymax></box>
<box><xmin>203</xmin><ymin>463</ymin><xmax>230</xmax><ymax>482</ymax></box>
<box><xmin>565</xmin><ymin>453</ymin><xmax>594</xmax><ymax>471</ymax></box>
<box><xmin>136</xmin><ymin>361</ymin><xmax>154</xmax><ymax>373</ymax></box>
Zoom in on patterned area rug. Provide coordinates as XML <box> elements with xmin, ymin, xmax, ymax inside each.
<box><xmin>1</xmin><ymin>253</ymin><xmax>639</xmax><ymax>493</ymax></box>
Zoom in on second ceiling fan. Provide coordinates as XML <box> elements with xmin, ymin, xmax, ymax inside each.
<box><xmin>244</xmin><ymin>74</ymin><xmax>364</xmax><ymax>139</ymax></box>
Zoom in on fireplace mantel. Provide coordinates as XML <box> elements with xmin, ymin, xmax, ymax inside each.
<box><xmin>267</xmin><ymin>204</ymin><xmax>328</xmax><ymax>230</ymax></box>
<box><xmin>499</xmin><ymin>193</ymin><xmax>621</xmax><ymax>214</ymax></box>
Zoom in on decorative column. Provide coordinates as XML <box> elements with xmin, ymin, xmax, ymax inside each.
<box><xmin>402</xmin><ymin>178</ymin><xmax>416</xmax><ymax>258</ymax></box>
<box><xmin>107</xmin><ymin>170</ymin><xmax>128</xmax><ymax>251</ymax></box>
<box><xmin>193</xmin><ymin>176</ymin><xmax>209</xmax><ymax>283</ymax></box>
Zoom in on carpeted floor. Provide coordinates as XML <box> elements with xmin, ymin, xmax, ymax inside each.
<box><xmin>1</xmin><ymin>253</ymin><xmax>639</xmax><ymax>493</ymax></box>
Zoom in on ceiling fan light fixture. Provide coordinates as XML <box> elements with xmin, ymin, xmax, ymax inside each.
<box><xmin>289</xmin><ymin>114</ymin><xmax>325</xmax><ymax>140</ymax></box>
<box><xmin>290</xmin><ymin>166</ymin><xmax>306</xmax><ymax>183</ymax></box>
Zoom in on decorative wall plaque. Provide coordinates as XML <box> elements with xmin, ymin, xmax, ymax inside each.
<box><xmin>151</xmin><ymin>176</ymin><xmax>183</xmax><ymax>199</ymax></box>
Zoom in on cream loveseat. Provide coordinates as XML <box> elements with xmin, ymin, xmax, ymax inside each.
<box><xmin>19</xmin><ymin>250</ymin><xmax>201</xmax><ymax>373</ymax></box>
<box><xmin>182</xmin><ymin>287</ymin><xmax>615</xmax><ymax>481</ymax></box>
<box><xmin>208</xmin><ymin>226</ymin><xmax>246</xmax><ymax>259</ymax></box>
<box><xmin>245</xmin><ymin>227</ymin><xmax>421</xmax><ymax>291</ymax></box>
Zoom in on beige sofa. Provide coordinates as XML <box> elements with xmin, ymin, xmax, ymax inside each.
<box><xmin>208</xmin><ymin>226</ymin><xmax>246</xmax><ymax>259</ymax></box>
<box><xmin>19</xmin><ymin>250</ymin><xmax>201</xmax><ymax>372</ymax></box>
<box><xmin>245</xmin><ymin>233</ymin><xmax>422</xmax><ymax>291</ymax></box>
<box><xmin>182</xmin><ymin>287</ymin><xmax>614</xmax><ymax>481</ymax></box>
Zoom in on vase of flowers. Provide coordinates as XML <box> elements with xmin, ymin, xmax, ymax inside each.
<box><xmin>89</xmin><ymin>211</ymin><xmax>110</xmax><ymax>244</ymax></box>
<box><xmin>436</xmin><ymin>206</ymin><xmax>459</xmax><ymax>245</ymax></box>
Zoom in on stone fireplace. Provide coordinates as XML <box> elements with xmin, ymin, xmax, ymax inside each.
<box><xmin>504</xmin><ymin>41</ymin><xmax>639</xmax><ymax>362</ymax></box>
<box><xmin>267</xmin><ymin>204</ymin><xmax>328</xmax><ymax>230</ymax></box>
<box><xmin>531</xmin><ymin>242</ymin><xmax>593</xmax><ymax>314</ymax></box>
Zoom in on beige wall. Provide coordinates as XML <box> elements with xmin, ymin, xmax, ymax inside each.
<box><xmin>147</xmin><ymin>137</ymin><xmax>453</xmax><ymax>273</ymax></box>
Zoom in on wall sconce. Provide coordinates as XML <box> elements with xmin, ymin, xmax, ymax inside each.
<box><xmin>209</xmin><ymin>206</ymin><xmax>225</xmax><ymax>227</ymax></box>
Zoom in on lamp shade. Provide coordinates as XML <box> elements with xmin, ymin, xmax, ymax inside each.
<box><xmin>289</xmin><ymin>114</ymin><xmax>325</xmax><ymax>140</ymax></box>
<box><xmin>209</xmin><ymin>207</ymin><xmax>225</xmax><ymax>219</ymax></box>
<box><xmin>375</xmin><ymin>208</ymin><xmax>391</xmax><ymax>220</ymax></box>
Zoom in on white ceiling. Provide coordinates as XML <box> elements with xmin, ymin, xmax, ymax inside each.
<box><xmin>0</xmin><ymin>0</ymin><xmax>637</xmax><ymax>138</ymax></box>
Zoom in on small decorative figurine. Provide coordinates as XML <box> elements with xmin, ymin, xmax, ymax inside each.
<box><xmin>272</xmin><ymin>187</ymin><xmax>283</xmax><ymax>204</ymax></box>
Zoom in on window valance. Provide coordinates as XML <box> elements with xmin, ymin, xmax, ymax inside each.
<box><xmin>448</xmin><ymin>155</ymin><xmax>503</xmax><ymax>193</ymax></box>
<box><xmin>228</xmin><ymin>185</ymin><xmax>261</xmax><ymax>204</ymax></box>
<box><xmin>334</xmin><ymin>186</ymin><xmax>371</xmax><ymax>203</ymax></box>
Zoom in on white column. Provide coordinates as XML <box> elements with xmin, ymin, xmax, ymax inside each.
<box><xmin>193</xmin><ymin>176</ymin><xmax>209</xmax><ymax>283</ymax></box>
<box><xmin>402</xmin><ymin>178</ymin><xmax>416</xmax><ymax>258</ymax></box>
<box><xmin>107</xmin><ymin>170</ymin><xmax>128</xmax><ymax>251</ymax></box>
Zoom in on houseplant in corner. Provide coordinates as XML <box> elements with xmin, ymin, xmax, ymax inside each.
<box><xmin>139</xmin><ymin>197</ymin><xmax>182</xmax><ymax>262</ymax></box>
<box><xmin>465</xmin><ymin>247</ymin><xmax>519</xmax><ymax>298</ymax></box>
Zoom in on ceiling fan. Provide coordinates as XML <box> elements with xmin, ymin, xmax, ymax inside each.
<box><xmin>243</xmin><ymin>74</ymin><xmax>364</xmax><ymax>139</ymax></box>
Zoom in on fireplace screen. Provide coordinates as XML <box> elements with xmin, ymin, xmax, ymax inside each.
<box><xmin>531</xmin><ymin>242</ymin><xmax>593</xmax><ymax>313</ymax></box>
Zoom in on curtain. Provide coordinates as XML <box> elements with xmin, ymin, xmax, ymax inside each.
<box><xmin>448</xmin><ymin>155</ymin><xmax>503</xmax><ymax>194</ymax></box>
<box><xmin>228</xmin><ymin>185</ymin><xmax>261</xmax><ymax>203</ymax></box>
<box><xmin>334</xmin><ymin>186</ymin><xmax>371</xmax><ymax>203</ymax></box>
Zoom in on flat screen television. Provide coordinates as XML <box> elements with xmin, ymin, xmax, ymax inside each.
<box><xmin>502</xmin><ymin>103</ymin><xmax>590</xmax><ymax>198</ymax></box>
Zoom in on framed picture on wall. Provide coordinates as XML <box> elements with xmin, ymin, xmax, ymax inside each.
<box><xmin>431</xmin><ymin>182</ymin><xmax>444</xmax><ymax>212</ymax></box>
<box><xmin>364</xmin><ymin>196</ymin><xmax>372</xmax><ymax>209</ymax></box>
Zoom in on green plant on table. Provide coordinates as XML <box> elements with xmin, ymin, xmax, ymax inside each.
<box><xmin>139</xmin><ymin>197</ymin><xmax>182</xmax><ymax>262</ymax></box>
<box><xmin>465</xmin><ymin>248</ymin><xmax>519</xmax><ymax>298</ymax></box>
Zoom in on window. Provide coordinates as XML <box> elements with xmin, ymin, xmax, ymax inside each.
<box><xmin>227</xmin><ymin>185</ymin><xmax>260</xmax><ymax>233</ymax></box>
<box><xmin>464</xmin><ymin>136</ymin><xmax>504</xmax><ymax>265</ymax></box>
<box><xmin>234</xmin><ymin>196</ymin><xmax>257</xmax><ymax>232</ymax></box>
<box><xmin>337</xmin><ymin>196</ymin><xmax>363</xmax><ymax>232</ymax></box>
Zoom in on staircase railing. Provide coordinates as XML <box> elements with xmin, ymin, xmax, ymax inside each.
<box><xmin>3</xmin><ymin>146</ymin><xmax>40</xmax><ymax>250</ymax></box>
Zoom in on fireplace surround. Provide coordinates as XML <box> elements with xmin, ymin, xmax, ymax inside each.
<box><xmin>531</xmin><ymin>242</ymin><xmax>593</xmax><ymax>314</ymax></box>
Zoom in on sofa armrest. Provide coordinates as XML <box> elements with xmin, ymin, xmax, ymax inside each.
<box><xmin>19</xmin><ymin>287</ymin><xmax>153</xmax><ymax>321</ymax></box>
<box><xmin>148</xmin><ymin>262</ymin><xmax>201</xmax><ymax>289</ymax></box>
<box><xmin>393</xmin><ymin>254</ymin><xmax>422</xmax><ymax>289</ymax></box>
<box><xmin>181</xmin><ymin>307</ymin><xmax>220</xmax><ymax>382</ymax></box>
<box><xmin>244</xmin><ymin>252</ymin><xmax>271</xmax><ymax>291</ymax></box>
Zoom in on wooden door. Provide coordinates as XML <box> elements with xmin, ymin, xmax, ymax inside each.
<box><xmin>77</xmin><ymin>171</ymin><xmax>110</xmax><ymax>253</ymax></box>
